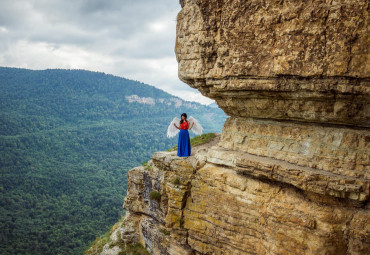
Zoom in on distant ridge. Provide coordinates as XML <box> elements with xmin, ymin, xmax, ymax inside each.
<box><xmin>0</xmin><ymin>66</ymin><xmax>227</xmax><ymax>255</ymax></box>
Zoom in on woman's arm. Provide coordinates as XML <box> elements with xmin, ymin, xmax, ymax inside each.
<box><xmin>189</xmin><ymin>121</ymin><xmax>194</xmax><ymax>130</ymax></box>
<box><xmin>173</xmin><ymin>123</ymin><xmax>180</xmax><ymax>129</ymax></box>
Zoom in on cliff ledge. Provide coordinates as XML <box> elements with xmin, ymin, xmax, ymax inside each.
<box><xmin>95</xmin><ymin>0</ymin><xmax>369</xmax><ymax>254</ymax></box>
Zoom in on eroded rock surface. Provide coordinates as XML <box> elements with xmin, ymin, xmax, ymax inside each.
<box><xmin>119</xmin><ymin>135</ymin><xmax>369</xmax><ymax>255</ymax></box>
<box><xmin>117</xmin><ymin>0</ymin><xmax>369</xmax><ymax>254</ymax></box>
<box><xmin>176</xmin><ymin>0</ymin><xmax>369</xmax><ymax>126</ymax></box>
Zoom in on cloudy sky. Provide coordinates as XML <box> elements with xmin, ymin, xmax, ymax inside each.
<box><xmin>0</xmin><ymin>0</ymin><xmax>214</xmax><ymax>105</ymax></box>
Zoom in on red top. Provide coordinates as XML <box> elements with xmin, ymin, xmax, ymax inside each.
<box><xmin>180</xmin><ymin>121</ymin><xmax>189</xmax><ymax>130</ymax></box>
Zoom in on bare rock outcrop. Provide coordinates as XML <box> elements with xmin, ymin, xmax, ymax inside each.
<box><xmin>118</xmin><ymin>134</ymin><xmax>369</xmax><ymax>254</ymax></box>
<box><xmin>116</xmin><ymin>0</ymin><xmax>369</xmax><ymax>254</ymax></box>
<box><xmin>175</xmin><ymin>0</ymin><xmax>369</xmax><ymax>126</ymax></box>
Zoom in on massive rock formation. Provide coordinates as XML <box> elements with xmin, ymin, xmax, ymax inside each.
<box><xmin>100</xmin><ymin>0</ymin><xmax>369</xmax><ymax>254</ymax></box>
<box><xmin>176</xmin><ymin>0</ymin><xmax>369</xmax><ymax>127</ymax></box>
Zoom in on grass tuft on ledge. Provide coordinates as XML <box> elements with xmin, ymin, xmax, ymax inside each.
<box><xmin>166</xmin><ymin>133</ymin><xmax>216</xmax><ymax>152</ymax></box>
<box><xmin>149</xmin><ymin>190</ymin><xmax>161</xmax><ymax>202</ymax></box>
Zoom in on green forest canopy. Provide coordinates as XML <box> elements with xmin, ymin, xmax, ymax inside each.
<box><xmin>0</xmin><ymin>67</ymin><xmax>227</xmax><ymax>255</ymax></box>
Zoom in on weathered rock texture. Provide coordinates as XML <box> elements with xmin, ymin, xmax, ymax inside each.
<box><xmin>114</xmin><ymin>0</ymin><xmax>370</xmax><ymax>254</ymax></box>
<box><xmin>117</xmin><ymin>135</ymin><xmax>369</xmax><ymax>255</ymax></box>
<box><xmin>176</xmin><ymin>0</ymin><xmax>369</xmax><ymax>127</ymax></box>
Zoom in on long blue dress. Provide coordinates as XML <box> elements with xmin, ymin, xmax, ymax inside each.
<box><xmin>177</xmin><ymin>128</ymin><xmax>191</xmax><ymax>157</ymax></box>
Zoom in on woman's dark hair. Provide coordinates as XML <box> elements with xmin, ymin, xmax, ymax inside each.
<box><xmin>180</xmin><ymin>113</ymin><xmax>187</xmax><ymax>124</ymax></box>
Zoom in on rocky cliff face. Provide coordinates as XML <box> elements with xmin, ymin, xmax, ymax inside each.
<box><xmin>101</xmin><ymin>0</ymin><xmax>369</xmax><ymax>254</ymax></box>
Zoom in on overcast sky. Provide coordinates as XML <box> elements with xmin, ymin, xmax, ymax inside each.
<box><xmin>0</xmin><ymin>0</ymin><xmax>214</xmax><ymax>105</ymax></box>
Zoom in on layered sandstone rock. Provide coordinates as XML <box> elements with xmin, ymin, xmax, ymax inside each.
<box><xmin>115</xmin><ymin>134</ymin><xmax>369</xmax><ymax>255</ymax></box>
<box><xmin>176</xmin><ymin>0</ymin><xmax>369</xmax><ymax>127</ymax></box>
<box><xmin>109</xmin><ymin>0</ymin><xmax>369</xmax><ymax>254</ymax></box>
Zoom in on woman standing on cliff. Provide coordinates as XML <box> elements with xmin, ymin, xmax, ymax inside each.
<box><xmin>174</xmin><ymin>113</ymin><xmax>192</xmax><ymax>157</ymax></box>
<box><xmin>166</xmin><ymin>113</ymin><xmax>203</xmax><ymax>157</ymax></box>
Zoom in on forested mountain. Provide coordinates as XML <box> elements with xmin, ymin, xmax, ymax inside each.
<box><xmin>0</xmin><ymin>67</ymin><xmax>227</xmax><ymax>255</ymax></box>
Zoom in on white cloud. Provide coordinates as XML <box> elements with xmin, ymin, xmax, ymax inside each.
<box><xmin>1</xmin><ymin>40</ymin><xmax>111</xmax><ymax>70</ymax></box>
<box><xmin>0</xmin><ymin>26</ymin><xmax>8</xmax><ymax>33</ymax></box>
<box><xmin>149</xmin><ymin>21</ymin><xmax>168</xmax><ymax>33</ymax></box>
<box><xmin>0</xmin><ymin>0</ymin><xmax>215</xmax><ymax>105</ymax></box>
